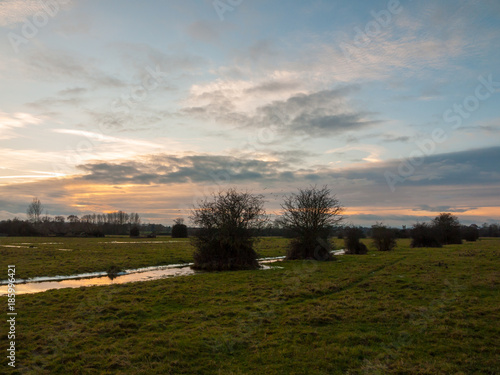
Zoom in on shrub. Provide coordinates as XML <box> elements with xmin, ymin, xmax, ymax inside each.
<box><xmin>432</xmin><ymin>213</ymin><xmax>462</xmax><ymax>245</ymax></box>
<box><xmin>410</xmin><ymin>223</ymin><xmax>442</xmax><ymax>248</ymax></box>
<box><xmin>89</xmin><ymin>229</ymin><xmax>105</xmax><ymax>237</ymax></box>
<box><xmin>462</xmin><ymin>225</ymin><xmax>479</xmax><ymax>242</ymax></box>
<box><xmin>343</xmin><ymin>226</ymin><xmax>367</xmax><ymax>254</ymax></box>
<box><xmin>129</xmin><ymin>226</ymin><xmax>140</xmax><ymax>237</ymax></box>
<box><xmin>106</xmin><ymin>265</ymin><xmax>122</xmax><ymax>280</ymax></box>
<box><xmin>172</xmin><ymin>218</ymin><xmax>188</xmax><ymax>238</ymax></box>
<box><xmin>280</xmin><ymin>186</ymin><xmax>343</xmax><ymax>261</ymax></box>
<box><xmin>371</xmin><ymin>223</ymin><xmax>397</xmax><ymax>251</ymax></box>
<box><xmin>190</xmin><ymin>189</ymin><xmax>266</xmax><ymax>271</ymax></box>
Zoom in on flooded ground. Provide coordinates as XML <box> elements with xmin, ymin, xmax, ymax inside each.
<box><xmin>0</xmin><ymin>258</ymin><xmax>286</xmax><ymax>295</ymax></box>
<box><xmin>0</xmin><ymin>252</ymin><xmax>344</xmax><ymax>296</ymax></box>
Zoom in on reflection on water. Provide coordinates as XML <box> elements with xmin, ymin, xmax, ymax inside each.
<box><xmin>0</xmin><ymin>264</ymin><xmax>198</xmax><ymax>295</ymax></box>
<box><xmin>0</xmin><ymin>251</ymin><xmax>343</xmax><ymax>296</ymax></box>
<box><xmin>0</xmin><ymin>261</ymin><xmax>283</xmax><ymax>296</ymax></box>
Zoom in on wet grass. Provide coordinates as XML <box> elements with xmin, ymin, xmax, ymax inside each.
<box><xmin>0</xmin><ymin>238</ymin><xmax>498</xmax><ymax>374</ymax></box>
<box><xmin>0</xmin><ymin>236</ymin><xmax>292</xmax><ymax>279</ymax></box>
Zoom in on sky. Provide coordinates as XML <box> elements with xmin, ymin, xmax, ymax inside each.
<box><xmin>0</xmin><ymin>0</ymin><xmax>499</xmax><ymax>227</ymax></box>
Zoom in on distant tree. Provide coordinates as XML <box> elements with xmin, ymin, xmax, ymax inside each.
<box><xmin>280</xmin><ymin>185</ymin><xmax>343</xmax><ymax>260</ymax></box>
<box><xmin>171</xmin><ymin>218</ymin><xmax>188</xmax><ymax>238</ymax></box>
<box><xmin>343</xmin><ymin>226</ymin><xmax>367</xmax><ymax>254</ymax></box>
<box><xmin>26</xmin><ymin>197</ymin><xmax>43</xmax><ymax>224</ymax></box>
<box><xmin>432</xmin><ymin>213</ymin><xmax>462</xmax><ymax>245</ymax></box>
<box><xmin>190</xmin><ymin>188</ymin><xmax>267</xmax><ymax>271</ymax></box>
<box><xmin>410</xmin><ymin>222</ymin><xmax>442</xmax><ymax>248</ymax></box>
<box><xmin>461</xmin><ymin>224</ymin><xmax>479</xmax><ymax>242</ymax></box>
<box><xmin>371</xmin><ymin>223</ymin><xmax>397</xmax><ymax>251</ymax></box>
<box><xmin>0</xmin><ymin>218</ymin><xmax>38</xmax><ymax>236</ymax></box>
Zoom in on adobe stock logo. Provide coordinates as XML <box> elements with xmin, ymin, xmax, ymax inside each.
<box><xmin>384</xmin><ymin>74</ymin><xmax>500</xmax><ymax>193</ymax></box>
<box><xmin>7</xmin><ymin>0</ymin><xmax>68</xmax><ymax>54</ymax></box>
<box><xmin>340</xmin><ymin>0</ymin><xmax>404</xmax><ymax>62</ymax></box>
<box><xmin>213</xmin><ymin>0</ymin><xmax>243</xmax><ymax>21</ymax></box>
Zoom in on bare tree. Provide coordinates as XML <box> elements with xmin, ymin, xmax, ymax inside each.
<box><xmin>281</xmin><ymin>185</ymin><xmax>343</xmax><ymax>260</ymax></box>
<box><xmin>190</xmin><ymin>188</ymin><xmax>267</xmax><ymax>270</ymax></box>
<box><xmin>27</xmin><ymin>197</ymin><xmax>43</xmax><ymax>224</ymax></box>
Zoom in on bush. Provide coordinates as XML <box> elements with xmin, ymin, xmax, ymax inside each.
<box><xmin>371</xmin><ymin>223</ymin><xmax>396</xmax><ymax>251</ymax></box>
<box><xmin>433</xmin><ymin>213</ymin><xmax>462</xmax><ymax>245</ymax></box>
<box><xmin>129</xmin><ymin>226</ymin><xmax>140</xmax><ymax>237</ymax></box>
<box><xmin>106</xmin><ymin>265</ymin><xmax>122</xmax><ymax>280</ymax></box>
<box><xmin>410</xmin><ymin>223</ymin><xmax>442</xmax><ymax>248</ymax></box>
<box><xmin>462</xmin><ymin>225</ymin><xmax>479</xmax><ymax>242</ymax></box>
<box><xmin>280</xmin><ymin>185</ymin><xmax>343</xmax><ymax>261</ymax></box>
<box><xmin>171</xmin><ymin>221</ymin><xmax>188</xmax><ymax>238</ymax></box>
<box><xmin>89</xmin><ymin>229</ymin><xmax>105</xmax><ymax>237</ymax></box>
<box><xmin>190</xmin><ymin>189</ymin><xmax>266</xmax><ymax>271</ymax></box>
<box><xmin>343</xmin><ymin>226</ymin><xmax>367</xmax><ymax>254</ymax></box>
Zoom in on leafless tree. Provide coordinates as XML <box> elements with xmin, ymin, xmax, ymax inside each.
<box><xmin>190</xmin><ymin>188</ymin><xmax>267</xmax><ymax>270</ymax></box>
<box><xmin>27</xmin><ymin>197</ymin><xmax>43</xmax><ymax>224</ymax></box>
<box><xmin>281</xmin><ymin>185</ymin><xmax>343</xmax><ymax>260</ymax></box>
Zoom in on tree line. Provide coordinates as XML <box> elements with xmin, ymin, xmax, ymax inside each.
<box><xmin>0</xmin><ymin>198</ymin><xmax>143</xmax><ymax>236</ymax></box>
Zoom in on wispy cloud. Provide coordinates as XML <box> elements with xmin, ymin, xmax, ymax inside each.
<box><xmin>0</xmin><ymin>111</ymin><xmax>42</xmax><ymax>139</ymax></box>
<box><xmin>0</xmin><ymin>0</ymin><xmax>72</xmax><ymax>27</ymax></box>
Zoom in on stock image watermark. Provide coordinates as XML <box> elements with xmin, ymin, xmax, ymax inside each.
<box><xmin>6</xmin><ymin>265</ymin><xmax>16</xmax><ymax>368</ymax></box>
<box><xmin>7</xmin><ymin>0</ymin><xmax>69</xmax><ymax>54</ymax></box>
<box><xmin>51</xmin><ymin>64</ymin><xmax>169</xmax><ymax>177</ymax></box>
<box><xmin>362</xmin><ymin>278</ymin><xmax>465</xmax><ymax>373</ymax></box>
<box><xmin>340</xmin><ymin>0</ymin><xmax>404</xmax><ymax>62</ymax></box>
<box><xmin>213</xmin><ymin>0</ymin><xmax>244</xmax><ymax>21</ymax></box>
<box><xmin>109</xmin><ymin>65</ymin><xmax>169</xmax><ymax>119</ymax></box>
<box><xmin>385</xmin><ymin>73</ymin><xmax>500</xmax><ymax>192</ymax></box>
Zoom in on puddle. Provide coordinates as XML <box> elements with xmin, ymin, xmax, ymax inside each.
<box><xmin>98</xmin><ymin>241</ymin><xmax>185</xmax><ymax>244</ymax></box>
<box><xmin>1</xmin><ymin>245</ymin><xmax>38</xmax><ymax>249</ymax></box>
<box><xmin>13</xmin><ymin>242</ymin><xmax>64</xmax><ymax>245</ymax></box>
<box><xmin>0</xmin><ymin>251</ymin><xmax>344</xmax><ymax>296</ymax></box>
<box><xmin>0</xmin><ymin>262</ymin><xmax>282</xmax><ymax>295</ymax></box>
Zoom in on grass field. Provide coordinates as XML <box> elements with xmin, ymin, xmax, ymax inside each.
<box><xmin>0</xmin><ymin>237</ymin><xmax>499</xmax><ymax>374</ymax></box>
<box><xmin>0</xmin><ymin>236</ymin><xmax>295</xmax><ymax>279</ymax></box>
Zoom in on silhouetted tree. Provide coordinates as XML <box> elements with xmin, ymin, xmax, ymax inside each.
<box><xmin>433</xmin><ymin>213</ymin><xmax>462</xmax><ymax>245</ymax></box>
<box><xmin>190</xmin><ymin>188</ymin><xmax>267</xmax><ymax>271</ymax></box>
<box><xmin>280</xmin><ymin>185</ymin><xmax>343</xmax><ymax>260</ymax></box>
<box><xmin>26</xmin><ymin>197</ymin><xmax>43</xmax><ymax>224</ymax></box>
<box><xmin>371</xmin><ymin>222</ymin><xmax>397</xmax><ymax>251</ymax></box>
<box><xmin>172</xmin><ymin>218</ymin><xmax>188</xmax><ymax>238</ymax></box>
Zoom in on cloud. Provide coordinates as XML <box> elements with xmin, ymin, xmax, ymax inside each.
<box><xmin>58</xmin><ymin>87</ymin><xmax>87</xmax><ymax>96</ymax></box>
<box><xmin>183</xmin><ymin>85</ymin><xmax>377</xmax><ymax>138</ymax></box>
<box><xmin>76</xmin><ymin>154</ymin><xmax>291</xmax><ymax>185</ymax></box>
<box><xmin>187</xmin><ymin>20</ymin><xmax>220</xmax><ymax>43</ymax></box>
<box><xmin>0</xmin><ymin>111</ymin><xmax>42</xmax><ymax>139</ymax></box>
<box><xmin>23</xmin><ymin>48</ymin><xmax>126</xmax><ymax>88</ymax></box>
<box><xmin>413</xmin><ymin>205</ymin><xmax>477</xmax><ymax>213</ymax></box>
<box><xmin>0</xmin><ymin>0</ymin><xmax>72</xmax><ymax>27</ymax></box>
<box><xmin>110</xmin><ymin>42</ymin><xmax>207</xmax><ymax>77</ymax></box>
<box><xmin>244</xmin><ymin>80</ymin><xmax>301</xmax><ymax>94</ymax></box>
<box><xmin>1</xmin><ymin>146</ymin><xmax>500</xmax><ymax>224</ymax></box>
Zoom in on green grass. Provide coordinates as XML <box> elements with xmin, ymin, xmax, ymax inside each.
<box><xmin>0</xmin><ymin>238</ymin><xmax>498</xmax><ymax>374</ymax></box>
<box><xmin>0</xmin><ymin>236</ymin><xmax>291</xmax><ymax>279</ymax></box>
